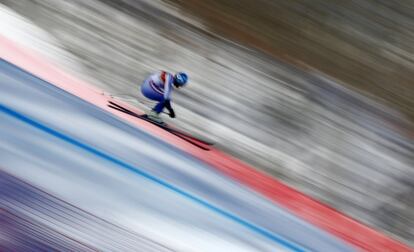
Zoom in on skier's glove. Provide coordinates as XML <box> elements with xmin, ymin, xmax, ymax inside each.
<box><xmin>164</xmin><ymin>100</ymin><xmax>176</xmax><ymax>118</ymax></box>
<box><xmin>168</xmin><ymin>109</ymin><xmax>176</xmax><ymax>118</ymax></box>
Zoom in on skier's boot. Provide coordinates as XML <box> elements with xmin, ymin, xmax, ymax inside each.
<box><xmin>146</xmin><ymin>110</ymin><xmax>163</xmax><ymax>124</ymax></box>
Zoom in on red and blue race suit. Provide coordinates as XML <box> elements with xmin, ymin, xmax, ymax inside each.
<box><xmin>141</xmin><ymin>71</ymin><xmax>174</xmax><ymax>114</ymax></box>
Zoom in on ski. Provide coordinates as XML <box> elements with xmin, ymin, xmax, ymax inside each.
<box><xmin>108</xmin><ymin>101</ymin><xmax>214</xmax><ymax>150</ymax></box>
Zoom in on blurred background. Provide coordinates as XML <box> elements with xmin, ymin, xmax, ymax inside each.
<box><xmin>1</xmin><ymin>0</ymin><xmax>413</xmax><ymax>248</ymax></box>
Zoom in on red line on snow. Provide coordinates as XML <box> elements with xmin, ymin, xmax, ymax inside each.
<box><xmin>0</xmin><ymin>36</ymin><xmax>411</xmax><ymax>252</ymax></box>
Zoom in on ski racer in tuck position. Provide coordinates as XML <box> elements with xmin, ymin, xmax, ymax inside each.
<box><xmin>140</xmin><ymin>71</ymin><xmax>188</xmax><ymax>123</ymax></box>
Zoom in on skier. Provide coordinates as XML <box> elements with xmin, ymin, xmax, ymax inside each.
<box><xmin>140</xmin><ymin>71</ymin><xmax>188</xmax><ymax>123</ymax></box>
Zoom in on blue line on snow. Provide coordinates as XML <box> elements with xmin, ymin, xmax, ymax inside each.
<box><xmin>0</xmin><ymin>103</ymin><xmax>307</xmax><ymax>252</ymax></box>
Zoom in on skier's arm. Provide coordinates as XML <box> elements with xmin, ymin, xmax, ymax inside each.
<box><xmin>164</xmin><ymin>100</ymin><xmax>175</xmax><ymax>118</ymax></box>
<box><xmin>163</xmin><ymin>75</ymin><xmax>172</xmax><ymax>100</ymax></box>
<box><xmin>162</xmin><ymin>74</ymin><xmax>175</xmax><ymax>118</ymax></box>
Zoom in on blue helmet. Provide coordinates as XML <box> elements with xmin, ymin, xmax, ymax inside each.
<box><xmin>174</xmin><ymin>72</ymin><xmax>188</xmax><ymax>87</ymax></box>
